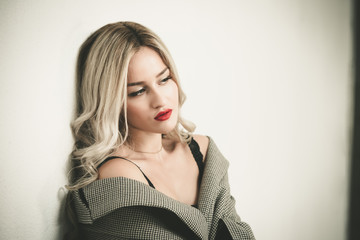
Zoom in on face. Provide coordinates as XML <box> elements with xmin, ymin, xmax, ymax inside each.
<box><xmin>126</xmin><ymin>47</ymin><xmax>179</xmax><ymax>135</ymax></box>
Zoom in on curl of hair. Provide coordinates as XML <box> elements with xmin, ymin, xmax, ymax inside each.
<box><xmin>66</xmin><ymin>21</ymin><xmax>195</xmax><ymax>191</ymax></box>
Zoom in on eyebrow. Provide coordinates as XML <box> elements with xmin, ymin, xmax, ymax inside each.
<box><xmin>127</xmin><ymin>67</ymin><xmax>169</xmax><ymax>87</ymax></box>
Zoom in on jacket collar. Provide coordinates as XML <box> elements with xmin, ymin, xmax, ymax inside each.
<box><xmin>76</xmin><ymin>137</ymin><xmax>229</xmax><ymax>238</ymax></box>
<box><xmin>198</xmin><ymin>137</ymin><xmax>229</xmax><ymax>227</ymax></box>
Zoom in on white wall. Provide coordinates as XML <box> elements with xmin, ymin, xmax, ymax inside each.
<box><xmin>0</xmin><ymin>0</ymin><xmax>351</xmax><ymax>239</ymax></box>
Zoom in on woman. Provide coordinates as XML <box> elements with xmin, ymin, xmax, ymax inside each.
<box><xmin>66</xmin><ymin>21</ymin><xmax>255</xmax><ymax>240</ymax></box>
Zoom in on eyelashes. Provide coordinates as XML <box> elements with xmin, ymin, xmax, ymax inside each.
<box><xmin>128</xmin><ymin>75</ymin><xmax>172</xmax><ymax>97</ymax></box>
<box><xmin>160</xmin><ymin>76</ymin><xmax>172</xmax><ymax>84</ymax></box>
<box><xmin>128</xmin><ymin>88</ymin><xmax>146</xmax><ymax>97</ymax></box>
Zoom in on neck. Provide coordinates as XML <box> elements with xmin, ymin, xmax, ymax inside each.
<box><xmin>128</xmin><ymin>128</ymin><xmax>163</xmax><ymax>153</ymax></box>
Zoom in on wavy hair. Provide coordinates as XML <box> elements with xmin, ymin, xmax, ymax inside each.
<box><xmin>66</xmin><ymin>21</ymin><xmax>195</xmax><ymax>190</ymax></box>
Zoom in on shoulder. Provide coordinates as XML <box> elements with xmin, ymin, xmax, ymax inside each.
<box><xmin>192</xmin><ymin>134</ymin><xmax>210</xmax><ymax>161</ymax></box>
<box><xmin>98</xmin><ymin>157</ymin><xmax>149</xmax><ymax>185</ymax></box>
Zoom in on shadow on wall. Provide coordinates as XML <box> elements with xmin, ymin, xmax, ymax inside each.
<box><xmin>348</xmin><ymin>0</ymin><xmax>360</xmax><ymax>240</ymax></box>
<box><xmin>57</xmin><ymin>154</ymin><xmax>75</xmax><ymax>240</ymax></box>
<box><xmin>58</xmin><ymin>186</ymin><xmax>70</xmax><ymax>240</ymax></box>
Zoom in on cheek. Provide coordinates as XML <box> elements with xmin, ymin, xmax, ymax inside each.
<box><xmin>126</xmin><ymin>102</ymin><xmax>143</xmax><ymax>123</ymax></box>
<box><xmin>169</xmin><ymin>81</ymin><xmax>179</xmax><ymax>104</ymax></box>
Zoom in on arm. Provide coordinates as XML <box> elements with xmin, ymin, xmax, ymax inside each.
<box><xmin>206</xmin><ymin>137</ymin><xmax>255</xmax><ymax>239</ymax></box>
<box><xmin>217</xmin><ymin>172</ymin><xmax>255</xmax><ymax>239</ymax></box>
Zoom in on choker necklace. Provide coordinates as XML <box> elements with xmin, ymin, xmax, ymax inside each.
<box><xmin>133</xmin><ymin>146</ymin><xmax>163</xmax><ymax>154</ymax></box>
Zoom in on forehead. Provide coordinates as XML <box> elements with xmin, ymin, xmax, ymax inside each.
<box><xmin>127</xmin><ymin>47</ymin><xmax>167</xmax><ymax>82</ymax></box>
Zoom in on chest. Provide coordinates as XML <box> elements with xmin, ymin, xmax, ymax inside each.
<box><xmin>137</xmin><ymin>149</ymin><xmax>200</xmax><ymax>205</ymax></box>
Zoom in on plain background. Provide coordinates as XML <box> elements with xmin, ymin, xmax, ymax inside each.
<box><xmin>0</xmin><ymin>0</ymin><xmax>352</xmax><ymax>239</ymax></box>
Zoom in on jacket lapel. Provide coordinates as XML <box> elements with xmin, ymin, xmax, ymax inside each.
<box><xmin>75</xmin><ymin>137</ymin><xmax>228</xmax><ymax>239</ymax></box>
<box><xmin>80</xmin><ymin>176</ymin><xmax>208</xmax><ymax>238</ymax></box>
<box><xmin>197</xmin><ymin>137</ymin><xmax>229</xmax><ymax>230</ymax></box>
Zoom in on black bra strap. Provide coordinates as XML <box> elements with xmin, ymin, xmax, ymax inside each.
<box><xmin>98</xmin><ymin>138</ymin><xmax>204</xmax><ymax>190</ymax></box>
<box><xmin>98</xmin><ymin>156</ymin><xmax>155</xmax><ymax>188</ymax></box>
<box><xmin>188</xmin><ymin>138</ymin><xmax>204</xmax><ymax>178</ymax></box>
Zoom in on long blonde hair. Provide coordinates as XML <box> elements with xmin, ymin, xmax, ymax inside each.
<box><xmin>67</xmin><ymin>21</ymin><xmax>195</xmax><ymax>190</ymax></box>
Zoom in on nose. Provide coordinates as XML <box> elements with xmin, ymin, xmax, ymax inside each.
<box><xmin>150</xmin><ymin>88</ymin><xmax>166</xmax><ymax>109</ymax></box>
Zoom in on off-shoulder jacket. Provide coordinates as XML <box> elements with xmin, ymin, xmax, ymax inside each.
<box><xmin>71</xmin><ymin>137</ymin><xmax>255</xmax><ymax>239</ymax></box>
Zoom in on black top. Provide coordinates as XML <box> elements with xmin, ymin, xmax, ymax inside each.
<box><xmin>98</xmin><ymin>138</ymin><xmax>204</xmax><ymax>207</ymax></box>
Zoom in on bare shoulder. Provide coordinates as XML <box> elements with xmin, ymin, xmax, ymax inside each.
<box><xmin>98</xmin><ymin>157</ymin><xmax>149</xmax><ymax>185</ymax></box>
<box><xmin>193</xmin><ymin>134</ymin><xmax>210</xmax><ymax>161</ymax></box>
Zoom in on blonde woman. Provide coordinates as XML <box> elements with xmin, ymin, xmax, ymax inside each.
<box><xmin>66</xmin><ymin>21</ymin><xmax>255</xmax><ymax>240</ymax></box>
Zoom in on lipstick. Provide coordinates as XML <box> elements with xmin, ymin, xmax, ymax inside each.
<box><xmin>154</xmin><ymin>109</ymin><xmax>172</xmax><ymax>121</ymax></box>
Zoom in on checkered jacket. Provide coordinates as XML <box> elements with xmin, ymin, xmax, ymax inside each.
<box><xmin>72</xmin><ymin>137</ymin><xmax>255</xmax><ymax>239</ymax></box>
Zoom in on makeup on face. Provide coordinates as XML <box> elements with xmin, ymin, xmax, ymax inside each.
<box><xmin>125</xmin><ymin>47</ymin><xmax>179</xmax><ymax>135</ymax></box>
<box><xmin>154</xmin><ymin>109</ymin><xmax>172</xmax><ymax>121</ymax></box>
<box><xmin>127</xmin><ymin>68</ymin><xmax>172</xmax><ymax>97</ymax></box>
<box><xmin>127</xmin><ymin>68</ymin><xmax>172</xmax><ymax>98</ymax></box>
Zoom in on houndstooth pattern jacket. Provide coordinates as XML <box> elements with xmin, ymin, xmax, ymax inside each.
<box><xmin>72</xmin><ymin>137</ymin><xmax>255</xmax><ymax>239</ymax></box>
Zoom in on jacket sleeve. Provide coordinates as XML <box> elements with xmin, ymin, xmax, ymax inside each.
<box><xmin>216</xmin><ymin>172</ymin><xmax>255</xmax><ymax>240</ymax></box>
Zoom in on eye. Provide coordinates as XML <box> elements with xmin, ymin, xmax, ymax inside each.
<box><xmin>128</xmin><ymin>88</ymin><xmax>146</xmax><ymax>97</ymax></box>
<box><xmin>160</xmin><ymin>76</ymin><xmax>172</xmax><ymax>85</ymax></box>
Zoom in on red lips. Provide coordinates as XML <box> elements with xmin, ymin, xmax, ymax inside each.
<box><xmin>154</xmin><ymin>109</ymin><xmax>172</xmax><ymax>121</ymax></box>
